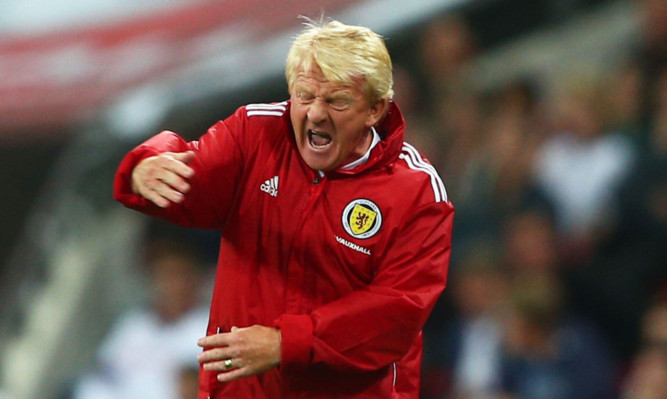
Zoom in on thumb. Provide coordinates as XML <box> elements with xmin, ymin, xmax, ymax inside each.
<box><xmin>171</xmin><ymin>150</ymin><xmax>195</xmax><ymax>163</ymax></box>
<box><xmin>231</xmin><ymin>326</ymin><xmax>239</xmax><ymax>332</ymax></box>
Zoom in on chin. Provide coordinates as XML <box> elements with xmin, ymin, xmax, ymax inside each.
<box><xmin>298</xmin><ymin>147</ymin><xmax>330</xmax><ymax>171</ymax></box>
<box><xmin>305</xmin><ymin>156</ymin><xmax>337</xmax><ymax>172</ymax></box>
<box><xmin>304</xmin><ymin>158</ymin><xmax>331</xmax><ymax>171</ymax></box>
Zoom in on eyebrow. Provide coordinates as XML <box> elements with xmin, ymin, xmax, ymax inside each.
<box><xmin>326</xmin><ymin>92</ymin><xmax>352</xmax><ymax>103</ymax></box>
<box><xmin>294</xmin><ymin>84</ymin><xmax>352</xmax><ymax>98</ymax></box>
<box><xmin>327</xmin><ymin>88</ymin><xmax>352</xmax><ymax>96</ymax></box>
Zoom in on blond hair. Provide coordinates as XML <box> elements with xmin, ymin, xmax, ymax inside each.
<box><xmin>286</xmin><ymin>18</ymin><xmax>394</xmax><ymax>103</ymax></box>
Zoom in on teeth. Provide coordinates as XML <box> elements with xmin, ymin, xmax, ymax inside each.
<box><xmin>308</xmin><ymin>129</ymin><xmax>332</xmax><ymax>148</ymax></box>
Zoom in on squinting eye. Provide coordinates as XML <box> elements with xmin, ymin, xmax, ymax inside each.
<box><xmin>297</xmin><ymin>92</ymin><xmax>315</xmax><ymax>103</ymax></box>
<box><xmin>330</xmin><ymin>98</ymin><xmax>352</xmax><ymax>111</ymax></box>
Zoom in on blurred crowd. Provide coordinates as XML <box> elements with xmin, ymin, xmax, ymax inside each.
<box><xmin>409</xmin><ymin>1</ymin><xmax>667</xmax><ymax>398</ymax></box>
<box><xmin>67</xmin><ymin>232</ymin><xmax>212</xmax><ymax>399</ymax></box>
<box><xmin>66</xmin><ymin>1</ymin><xmax>666</xmax><ymax>399</ymax></box>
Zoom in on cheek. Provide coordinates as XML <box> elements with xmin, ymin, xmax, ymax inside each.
<box><xmin>290</xmin><ymin>109</ymin><xmax>305</xmax><ymax>133</ymax></box>
<box><xmin>331</xmin><ymin>112</ymin><xmax>354</xmax><ymax>130</ymax></box>
<box><xmin>332</xmin><ymin>114</ymin><xmax>363</xmax><ymax>140</ymax></box>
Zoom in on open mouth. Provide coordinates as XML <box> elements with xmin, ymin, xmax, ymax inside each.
<box><xmin>308</xmin><ymin>129</ymin><xmax>332</xmax><ymax>149</ymax></box>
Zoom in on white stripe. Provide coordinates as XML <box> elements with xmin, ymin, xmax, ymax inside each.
<box><xmin>399</xmin><ymin>154</ymin><xmax>442</xmax><ymax>203</ymax></box>
<box><xmin>247</xmin><ymin>101</ymin><xmax>287</xmax><ymax>106</ymax></box>
<box><xmin>402</xmin><ymin>142</ymin><xmax>447</xmax><ymax>197</ymax></box>
<box><xmin>399</xmin><ymin>151</ymin><xmax>443</xmax><ymax>201</ymax></box>
<box><xmin>401</xmin><ymin>143</ymin><xmax>448</xmax><ymax>202</ymax></box>
<box><xmin>247</xmin><ymin>110</ymin><xmax>284</xmax><ymax>117</ymax></box>
<box><xmin>246</xmin><ymin>105</ymin><xmax>286</xmax><ymax>111</ymax></box>
<box><xmin>402</xmin><ymin>150</ymin><xmax>447</xmax><ymax>203</ymax></box>
<box><xmin>392</xmin><ymin>362</ymin><xmax>397</xmax><ymax>388</ymax></box>
<box><xmin>246</xmin><ymin>102</ymin><xmax>287</xmax><ymax>110</ymax></box>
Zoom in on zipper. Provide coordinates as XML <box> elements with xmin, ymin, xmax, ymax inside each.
<box><xmin>313</xmin><ymin>170</ymin><xmax>325</xmax><ymax>184</ymax></box>
<box><xmin>284</xmin><ymin>171</ymin><xmax>326</xmax><ymax>312</ymax></box>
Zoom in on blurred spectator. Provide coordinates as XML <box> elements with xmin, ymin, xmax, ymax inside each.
<box><xmin>417</xmin><ymin>13</ymin><xmax>477</xmax><ymax>97</ymax></box>
<box><xmin>415</xmin><ymin>13</ymin><xmax>480</xmax><ymax>178</ymax></box>
<box><xmin>424</xmin><ymin>243</ymin><xmax>509</xmax><ymax>399</ymax></box>
<box><xmin>620</xmin><ymin>347</ymin><xmax>667</xmax><ymax>399</ymax></box>
<box><xmin>619</xmin><ymin>297</ymin><xmax>667</xmax><ymax>399</ymax></box>
<box><xmin>604</xmin><ymin>62</ymin><xmax>644</xmax><ymax>139</ymax></box>
<box><xmin>449</xmin><ymin>80</ymin><xmax>554</xmax><ymax>255</ymax></box>
<box><xmin>433</xmin><ymin>91</ymin><xmax>485</xmax><ymax>203</ymax></box>
<box><xmin>636</xmin><ymin>0</ymin><xmax>667</xmax><ymax>132</ymax></box>
<box><xmin>392</xmin><ymin>64</ymin><xmax>442</xmax><ymax>164</ymax></box>
<box><xmin>640</xmin><ymin>297</ymin><xmax>667</xmax><ymax>351</ymax></box>
<box><xmin>650</xmin><ymin>68</ymin><xmax>667</xmax><ymax>154</ymax></box>
<box><xmin>500</xmin><ymin>208</ymin><xmax>570</xmax><ymax>311</ymax></box>
<box><xmin>70</xmin><ymin>237</ymin><xmax>210</xmax><ymax>399</ymax></box>
<box><xmin>533</xmin><ymin>76</ymin><xmax>637</xmax><ymax>263</ymax></box>
<box><xmin>501</xmin><ymin>210</ymin><xmax>560</xmax><ymax>277</ymax></box>
<box><xmin>499</xmin><ymin>273</ymin><xmax>616</xmax><ymax>399</ymax></box>
<box><xmin>578</xmin><ymin>68</ymin><xmax>667</xmax><ymax>362</ymax></box>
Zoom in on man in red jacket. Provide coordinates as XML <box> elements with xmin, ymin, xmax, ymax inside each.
<box><xmin>114</xmin><ymin>17</ymin><xmax>454</xmax><ymax>398</ymax></box>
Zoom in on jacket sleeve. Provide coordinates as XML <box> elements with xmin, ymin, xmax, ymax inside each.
<box><xmin>113</xmin><ymin>111</ymin><xmax>246</xmax><ymax>229</ymax></box>
<box><xmin>275</xmin><ymin>200</ymin><xmax>454</xmax><ymax>372</ymax></box>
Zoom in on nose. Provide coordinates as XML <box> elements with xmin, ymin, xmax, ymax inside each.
<box><xmin>306</xmin><ymin>99</ymin><xmax>328</xmax><ymax>125</ymax></box>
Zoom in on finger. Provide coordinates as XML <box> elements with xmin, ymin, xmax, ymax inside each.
<box><xmin>202</xmin><ymin>357</ymin><xmax>239</xmax><ymax>372</ymax></box>
<box><xmin>197</xmin><ymin>332</ymin><xmax>233</xmax><ymax>348</ymax></box>
<box><xmin>146</xmin><ymin>195</ymin><xmax>170</xmax><ymax>208</ymax></box>
<box><xmin>217</xmin><ymin>368</ymin><xmax>247</xmax><ymax>383</ymax></box>
<box><xmin>197</xmin><ymin>347</ymin><xmax>235</xmax><ymax>364</ymax></box>
<box><xmin>142</xmin><ymin>186</ymin><xmax>175</xmax><ymax>208</ymax></box>
<box><xmin>170</xmin><ymin>150</ymin><xmax>195</xmax><ymax>164</ymax></box>
<box><xmin>157</xmin><ymin>170</ymin><xmax>191</xmax><ymax>194</ymax></box>
<box><xmin>148</xmin><ymin>194</ymin><xmax>171</xmax><ymax>208</ymax></box>
<box><xmin>132</xmin><ymin>155</ymin><xmax>190</xmax><ymax>202</ymax></box>
<box><xmin>163</xmin><ymin>152</ymin><xmax>195</xmax><ymax>179</ymax></box>
<box><xmin>148</xmin><ymin>182</ymin><xmax>186</xmax><ymax>205</ymax></box>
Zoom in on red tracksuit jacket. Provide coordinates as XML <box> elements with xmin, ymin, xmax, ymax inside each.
<box><xmin>113</xmin><ymin>100</ymin><xmax>454</xmax><ymax>398</ymax></box>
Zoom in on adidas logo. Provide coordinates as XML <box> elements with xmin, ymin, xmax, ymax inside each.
<box><xmin>260</xmin><ymin>176</ymin><xmax>279</xmax><ymax>197</ymax></box>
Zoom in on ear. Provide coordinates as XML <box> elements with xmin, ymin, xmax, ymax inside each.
<box><xmin>365</xmin><ymin>98</ymin><xmax>389</xmax><ymax>128</ymax></box>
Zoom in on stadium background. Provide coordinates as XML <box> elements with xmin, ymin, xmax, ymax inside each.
<box><xmin>1</xmin><ymin>0</ymin><xmax>665</xmax><ymax>398</ymax></box>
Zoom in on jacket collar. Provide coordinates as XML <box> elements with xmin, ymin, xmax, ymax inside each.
<box><xmin>338</xmin><ymin>127</ymin><xmax>381</xmax><ymax>171</ymax></box>
<box><xmin>334</xmin><ymin>100</ymin><xmax>405</xmax><ymax>176</ymax></box>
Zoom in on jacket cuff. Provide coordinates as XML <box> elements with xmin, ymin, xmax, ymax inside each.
<box><xmin>274</xmin><ymin>314</ymin><xmax>313</xmax><ymax>370</ymax></box>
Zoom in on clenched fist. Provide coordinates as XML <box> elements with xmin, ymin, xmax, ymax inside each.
<box><xmin>131</xmin><ymin>151</ymin><xmax>195</xmax><ymax>208</ymax></box>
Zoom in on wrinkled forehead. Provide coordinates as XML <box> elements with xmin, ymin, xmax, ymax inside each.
<box><xmin>292</xmin><ymin>63</ymin><xmax>367</xmax><ymax>95</ymax></box>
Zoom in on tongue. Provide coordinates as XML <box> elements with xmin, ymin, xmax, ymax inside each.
<box><xmin>311</xmin><ymin>133</ymin><xmax>332</xmax><ymax>146</ymax></box>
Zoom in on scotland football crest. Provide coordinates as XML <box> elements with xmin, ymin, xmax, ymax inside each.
<box><xmin>342</xmin><ymin>199</ymin><xmax>382</xmax><ymax>239</ymax></box>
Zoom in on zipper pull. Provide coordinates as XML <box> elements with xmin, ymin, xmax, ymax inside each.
<box><xmin>313</xmin><ymin>171</ymin><xmax>324</xmax><ymax>184</ymax></box>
